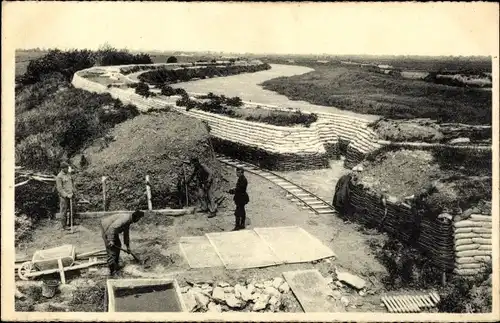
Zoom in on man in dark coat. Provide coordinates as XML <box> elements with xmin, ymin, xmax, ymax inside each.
<box><xmin>100</xmin><ymin>210</ymin><xmax>145</xmax><ymax>277</ymax></box>
<box><xmin>228</xmin><ymin>167</ymin><xmax>249</xmax><ymax>231</ymax></box>
<box><xmin>55</xmin><ymin>161</ymin><xmax>75</xmax><ymax>230</ymax></box>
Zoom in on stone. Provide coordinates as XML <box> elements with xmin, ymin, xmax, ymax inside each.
<box><xmin>269</xmin><ymin>295</ymin><xmax>281</xmax><ymax>307</ymax></box>
<box><xmin>183</xmin><ymin>291</ymin><xmax>198</xmax><ymax>312</ymax></box>
<box><xmin>217</xmin><ymin>281</ymin><xmax>230</xmax><ymax>288</ymax></box>
<box><xmin>201</xmin><ymin>283</ymin><xmax>211</xmax><ymax>289</ymax></box>
<box><xmin>263</xmin><ymin>280</ymin><xmax>273</xmax><ymax>288</ymax></box>
<box><xmin>254</xmin><ymin>283</ymin><xmax>265</xmax><ymax>289</ymax></box>
<box><xmin>358</xmin><ymin>290</ymin><xmax>366</xmax><ymax>296</ymax></box>
<box><xmin>234</xmin><ymin>284</ymin><xmax>244</xmax><ymax>299</ymax></box>
<box><xmin>247</xmin><ymin>283</ymin><xmax>255</xmax><ymax>294</ymax></box>
<box><xmin>272</xmin><ymin>277</ymin><xmax>284</xmax><ymax>289</ymax></box>
<box><xmin>251</xmin><ymin>292</ymin><xmax>262</xmax><ymax>301</ymax></box>
<box><xmin>211</xmin><ymin>287</ymin><xmax>226</xmax><ymax>303</ymax></box>
<box><xmin>340</xmin><ymin>296</ymin><xmax>350</xmax><ymax>307</ymax></box>
<box><xmin>207</xmin><ymin>302</ymin><xmax>222</xmax><ymax>313</ymax></box>
<box><xmin>264</xmin><ymin>286</ymin><xmax>280</xmax><ymax>298</ymax></box>
<box><xmin>180</xmin><ymin>286</ymin><xmax>190</xmax><ymax>293</ymax></box>
<box><xmin>193</xmin><ymin>291</ymin><xmax>210</xmax><ymax>309</ymax></box>
<box><xmin>252</xmin><ymin>294</ymin><xmax>271</xmax><ymax>311</ymax></box>
<box><xmin>223</xmin><ymin>286</ymin><xmax>234</xmax><ymax>293</ymax></box>
<box><xmin>325</xmin><ymin>276</ymin><xmax>334</xmax><ymax>285</ymax></box>
<box><xmin>278</xmin><ymin>282</ymin><xmax>290</xmax><ymax>293</ymax></box>
<box><xmin>449</xmin><ymin>137</ymin><xmax>471</xmax><ymax>145</ymax></box>
<box><xmin>332</xmin><ymin>290</ymin><xmax>342</xmax><ymax>300</ymax></box>
<box><xmin>15</xmin><ymin>289</ymin><xmax>26</xmax><ymax>300</ymax></box>
<box><xmin>240</xmin><ymin>287</ymin><xmax>253</xmax><ymax>302</ymax></box>
<box><xmin>337</xmin><ymin>272</ymin><xmax>366</xmax><ymax>290</ymax></box>
<box><xmin>335</xmin><ymin>281</ymin><xmax>344</xmax><ymax>288</ymax></box>
<box><xmin>225</xmin><ymin>294</ymin><xmax>244</xmax><ymax>309</ymax></box>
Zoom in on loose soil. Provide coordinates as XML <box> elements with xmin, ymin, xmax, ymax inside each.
<box><xmin>16</xmin><ymin>165</ymin><xmax>389</xmax><ymax>312</ymax></box>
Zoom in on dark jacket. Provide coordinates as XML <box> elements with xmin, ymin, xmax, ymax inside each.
<box><xmin>232</xmin><ymin>175</ymin><xmax>249</xmax><ymax>205</ymax></box>
<box><xmin>332</xmin><ymin>174</ymin><xmax>352</xmax><ymax>212</ymax></box>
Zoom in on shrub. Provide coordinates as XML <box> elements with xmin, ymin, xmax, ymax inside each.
<box><xmin>134</xmin><ymin>82</ymin><xmax>151</xmax><ymax>98</ymax></box>
<box><xmin>225</xmin><ymin>96</ymin><xmax>243</xmax><ymax>107</ymax></box>
<box><xmin>167</xmin><ymin>56</ymin><xmax>178</xmax><ymax>63</ymax></box>
<box><xmin>160</xmin><ymin>84</ymin><xmax>176</xmax><ymax>96</ymax></box>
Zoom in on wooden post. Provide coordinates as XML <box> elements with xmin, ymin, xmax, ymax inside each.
<box><xmin>102</xmin><ymin>176</ymin><xmax>107</xmax><ymax>212</ymax></box>
<box><xmin>182</xmin><ymin>165</ymin><xmax>189</xmax><ymax>207</ymax></box>
<box><xmin>441</xmin><ymin>270</ymin><xmax>447</xmax><ymax>286</ymax></box>
<box><xmin>69</xmin><ymin>198</ymin><xmax>74</xmax><ymax>234</ymax></box>
<box><xmin>146</xmin><ymin>175</ymin><xmax>152</xmax><ymax>211</ymax></box>
<box><xmin>58</xmin><ymin>258</ymin><xmax>66</xmax><ymax>285</ymax></box>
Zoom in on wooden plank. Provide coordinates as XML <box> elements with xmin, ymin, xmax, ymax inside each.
<box><xmin>58</xmin><ymin>259</ymin><xmax>66</xmax><ymax>285</ymax></box>
<box><xmin>386</xmin><ymin>297</ymin><xmax>400</xmax><ymax>313</ymax></box>
<box><xmin>55</xmin><ymin>208</ymin><xmax>194</xmax><ymax>218</ymax></box>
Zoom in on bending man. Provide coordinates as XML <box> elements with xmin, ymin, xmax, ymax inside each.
<box><xmin>228</xmin><ymin>167</ymin><xmax>249</xmax><ymax>230</ymax></box>
<box><xmin>100</xmin><ymin>210</ymin><xmax>145</xmax><ymax>277</ymax></box>
<box><xmin>187</xmin><ymin>157</ymin><xmax>217</xmax><ymax>218</ymax></box>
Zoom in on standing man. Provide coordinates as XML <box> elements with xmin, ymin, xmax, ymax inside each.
<box><xmin>187</xmin><ymin>157</ymin><xmax>217</xmax><ymax>218</ymax></box>
<box><xmin>228</xmin><ymin>167</ymin><xmax>249</xmax><ymax>231</ymax></box>
<box><xmin>55</xmin><ymin>161</ymin><xmax>75</xmax><ymax>230</ymax></box>
<box><xmin>100</xmin><ymin>210</ymin><xmax>145</xmax><ymax>277</ymax></box>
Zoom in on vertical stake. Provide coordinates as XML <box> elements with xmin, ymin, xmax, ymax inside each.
<box><xmin>146</xmin><ymin>175</ymin><xmax>153</xmax><ymax>211</ymax></box>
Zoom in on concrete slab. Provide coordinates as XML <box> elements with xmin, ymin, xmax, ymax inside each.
<box><xmin>282</xmin><ymin>269</ymin><xmax>345</xmax><ymax>312</ymax></box>
<box><xmin>254</xmin><ymin>226</ymin><xmax>336</xmax><ymax>264</ymax></box>
<box><xmin>179</xmin><ymin>236</ymin><xmax>224</xmax><ymax>269</ymax></box>
<box><xmin>206</xmin><ymin>230</ymin><xmax>280</xmax><ymax>269</ymax></box>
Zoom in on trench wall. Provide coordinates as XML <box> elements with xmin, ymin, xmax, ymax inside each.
<box><xmin>72</xmin><ymin>67</ymin><xmax>383</xmax><ymax>171</ymax></box>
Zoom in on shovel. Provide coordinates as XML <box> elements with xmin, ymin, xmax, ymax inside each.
<box><xmin>117</xmin><ymin>247</ymin><xmax>144</xmax><ymax>265</ymax></box>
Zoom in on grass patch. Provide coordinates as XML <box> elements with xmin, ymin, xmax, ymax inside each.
<box><xmin>260</xmin><ymin>65</ymin><xmax>491</xmax><ymax>124</ymax></box>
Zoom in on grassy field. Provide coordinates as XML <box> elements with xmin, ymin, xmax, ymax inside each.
<box><xmin>15</xmin><ymin>50</ymin><xmax>49</xmax><ymax>76</ymax></box>
<box><xmin>260</xmin><ymin>64</ymin><xmax>492</xmax><ymax>125</ymax></box>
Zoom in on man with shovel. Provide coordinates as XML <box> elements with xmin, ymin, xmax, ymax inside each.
<box><xmin>56</xmin><ymin>161</ymin><xmax>75</xmax><ymax>231</ymax></box>
<box><xmin>100</xmin><ymin>210</ymin><xmax>145</xmax><ymax>277</ymax></box>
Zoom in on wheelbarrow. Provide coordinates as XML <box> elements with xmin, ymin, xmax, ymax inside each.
<box><xmin>17</xmin><ymin>245</ymin><xmax>107</xmax><ymax>284</ymax></box>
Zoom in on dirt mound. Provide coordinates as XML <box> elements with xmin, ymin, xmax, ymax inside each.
<box><xmin>359</xmin><ymin>148</ymin><xmax>492</xmax><ymax>213</ymax></box>
<box><xmin>74</xmin><ymin>111</ymin><xmax>231</xmax><ymax>211</ymax></box>
<box><xmin>371</xmin><ymin>119</ymin><xmax>444</xmax><ymax>142</ymax></box>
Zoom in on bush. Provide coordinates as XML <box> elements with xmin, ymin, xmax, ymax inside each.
<box><xmin>134</xmin><ymin>82</ymin><xmax>151</xmax><ymax>98</ymax></box>
<box><xmin>18</xmin><ymin>48</ymin><xmax>152</xmax><ymax>85</ymax></box>
<box><xmin>160</xmin><ymin>84</ymin><xmax>176</xmax><ymax>96</ymax></box>
<box><xmin>167</xmin><ymin>56</ymin><xmax>178</xmax><ymax>63</ymax></box>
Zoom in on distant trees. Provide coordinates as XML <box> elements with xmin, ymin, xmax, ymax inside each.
<box><xmin>167</xmin><ymin>56</ymin><xmax>178</xmax><ymax>63</ymax></box>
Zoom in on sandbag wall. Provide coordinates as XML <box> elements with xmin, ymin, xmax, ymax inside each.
<box><xmin>349</xmin><ymin>184</ymin><xmax>456</xmax><ymax>271</ymax></box>
<box><xmin>453</xmin><ymin>205</ymin><xmax>492</xmax><ymax>277</ymax></box>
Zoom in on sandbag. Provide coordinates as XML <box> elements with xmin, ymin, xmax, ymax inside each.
<box><xmin>470</xmin><ymin>214</ymin><xmax>492</xmax><ymax>222</ymax></box>
<box><xmin>472</xmin><ymin>238</ymin><xmax>491</xmax><ymax>245</ymax></box>
<box><xmin>455</xmin><ymin>256</ymin><xmax>476</xmax><ymax>264</ymax></box>
<box><xmin>479</xmin><ymin>245</ymin><xmax>492</xmax><ymax>250</ymax></box>
<box><xmin>455</xmin><ymin>238</ymin><xmax>474</xmax><ymax>246</ymax></box>
<box><xmin>454</xmin><ymin>232</ymin><xmax>478</xmax><ymax>240</ymax></box>
<box><xmin>456</xmin><ymin>250</ymin><xmax>492</xmax><ymax>258</ymax></box>
<box><xmin>454</xmin><ymin>220</ymin><xmax>481</xmax><ymax>228</ymax></box>
<box><xmin>455</xmin><ymin>244</ymin><xmax>480</xmax><ymax>252</ymax></box>
<box><xmin>472</xmin><ymin>227</ymin><xmax>492</xmax><ymax>234</ymax></box>
<box><xmin>454</xmin><ymin>227</ymin><xmax>473</xmax><ymax>234</ymax></box>
<box><xmin>473</xmin><ymin>255</ymin><xmax>491</xmax><ymax>263</ymax></box>
<box><xmin>480</xmin><ymin>234</ymin><xmax>492</xmax><ymax>239</ymax></box>
<box><xmin>455</xmin><ymin>263</ymin><xmax>484</xmax><ymax>269</ymax></box>
<box><xmin>454</xmin><ymin>268</ymin><xmax>481</xmax><ymax>276</ymax></box>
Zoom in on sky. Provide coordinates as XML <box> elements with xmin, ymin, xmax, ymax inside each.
<box><xmin>3</xmin><ymin>2</ymin><xmax>499</xmax><ymax>56</ymax></box>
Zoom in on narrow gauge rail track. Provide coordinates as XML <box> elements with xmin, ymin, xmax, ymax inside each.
<box><xmin>216</xmin><ymin>155</ymin><xmax>336</xmax><ymax>216</ymax></box>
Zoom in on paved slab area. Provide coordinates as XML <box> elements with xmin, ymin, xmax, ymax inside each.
<box><xmin>254</xmin><ymin>226</ymin><xmax>336</xmax><ymax>264</ymax></box>
<box><xmin>206</xmin><ymin>230</ymin><xmax>280</xmax><ymax>269</ymax></box>
<box><xmin>179</xmin><ymin>236</ymin><xmax>224</xmax><ymax>268</ymax></box>
<box><xmin>282</xmin><ymin>269</ymin><xmax>345</xmax><ymax>312</ymax></box>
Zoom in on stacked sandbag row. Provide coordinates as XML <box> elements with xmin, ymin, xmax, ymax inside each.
<box><xmin>210</xmin><ymin>137</ymin><xmax>329</xmax><ymax>171</ymax></box>
<box><xmin>350</xmin><ymin>184</ymin><xmax>456</xmax><ymax>271</ymax></box>
<box><xmin>453</xmin><ymin>210</ymin><xmax>492</xmax><ymax>276</ymax></box>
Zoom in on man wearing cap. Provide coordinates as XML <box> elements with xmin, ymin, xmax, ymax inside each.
<box><xmin>228</xmin><ymin>167</ymin><xmax>249</xmax><ymax>231</ymax></box>
<box><xmin>55</xmin><ymin>161</ymin><xmax>75</xmax><ymax>230</ymax></box>
<box><xmin>332</xmin><ymin>165</ymin><xmax>362</xmax><ymax>219</ymax></box>
<box><xmin>100</xmin><ymin>210</ymin><xmax>145</xmax><ymax>277</ymax></box>
<box><xmin>187</xmin><ymin>157</ymin><xmax>217</xmax><ymax>218</ymax></box>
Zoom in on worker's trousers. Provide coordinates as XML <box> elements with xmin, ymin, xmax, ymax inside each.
<box><xmin>59</xmin><ymin>196</ymin><xmax>70</xmax><ymax>227</ymax></box>
<box><xmin>234</xmin><ymin>204</ymin><xmax>246</xmax><ymax>229</ymax></box>
<box><xmin>102</xmin><ymin>231</ymin><xmax>121</xmax><ymax>275</ymax></box>
<box><xmin>198</xmin><ymin>182</ymin><xmax>217</xmax><ymax>215</ymax></box>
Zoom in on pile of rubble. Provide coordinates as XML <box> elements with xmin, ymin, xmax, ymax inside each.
<box><xmin>180</xmin><ymin>277</ymin><xmax>291</xmax><ymax>313</ymax></box>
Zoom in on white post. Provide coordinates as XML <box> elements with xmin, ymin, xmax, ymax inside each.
<box><xmin>146</xmin><ymin>175</ymin><xmax>153</xmax><ymax>211</ymax></box>
<box><xmin>101</xmin><ymin>176</ymin><xmax>107</xmax><ymax>212</ymax></box>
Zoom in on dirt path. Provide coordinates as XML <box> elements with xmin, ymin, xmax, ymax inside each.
<box><xmin>16</xmin><ymin>162</ymin><xmax>387</xmax><ymax>312</ymax></box>
<box><xmin>169</xmin><ymin>64</ymin><xmax>379</xmax><ymax>121</ymax></box>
